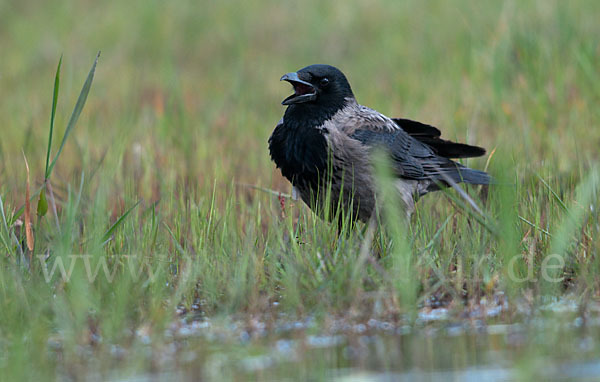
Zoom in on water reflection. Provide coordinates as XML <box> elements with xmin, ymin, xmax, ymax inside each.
<box><xmin>60</xmin><ymin>297</ymin><xmax>600</xmax><ymax>380</ymax></box>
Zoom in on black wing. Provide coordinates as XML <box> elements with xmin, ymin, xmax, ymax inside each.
<box><xmin>350</xmin><ymin>127</ymin><xmax>490</xmax><ymax>187</ymax></box>
<box><xmin>393</xmin><ymin>118</ymin><xmax>486</xmax><ymax>159</ymax></box>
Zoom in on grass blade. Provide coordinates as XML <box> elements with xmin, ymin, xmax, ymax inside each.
<box><xmin>102</xmin><ymin>199</ymin><xmax>141</xmax><ymax>244</ymax></box>
<box><xmin>44</xmin><ymin>55</ymin><xmax>62</xmax><ymax>180</ymax></box>
<box><xmin>549</xmin><ymin>169</ymin><xmax>598</xmax><ymax>262</ymax></box>
<box><xmin>518</xmin><ymin>215</ymin><xmax>552</xmax><ymax>237</ymax></box>
<box><xmin>236</xmin><ymin>183</ymin><xmax>292</xmax><ymax>199</ymax></box>
<box><xmin>47</xmin><ymin>51</ymin><xmax>100</xmax><ymax>178</ymax></box>
<box><xmin>0</xmin><ymin>195</ymin><xmax>9</xmax><ymax>236</ymax></box>
<box><xmin>537</xmin><ymin>173</ymin><xmax>568</xmax><ymax>212</ymax></box>
<box><xmin>45</xmin><ymin>180</ymin><xmax>61</xmax><ymax>232</ymax></box>
<box><xmin>22</xmin><ymin>152</ymin><xmax>34</xmax><ymax>252</ymax></box>
<box><xmin>0</xmin><ymin>195</ymin><xmax>11</xmax><ymax>252</ymax></box>
<box><xmin>10</xmin><ymin>187</ymin><xmax>42</xmax><ymax>226</ymax></box>
<box><xmin>438</xmin><ymin>185</ymin><xmax>498</xmax><ymax>236</ymax></box>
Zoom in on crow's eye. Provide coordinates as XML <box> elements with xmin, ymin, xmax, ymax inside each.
<box><xmin>319</xmin><ymin>78</ymin><xmax>329</xmax><ymax>87</ymax></box>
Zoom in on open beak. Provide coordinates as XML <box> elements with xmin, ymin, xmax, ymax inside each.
<box><xmin>281</xmin><ymin>72</ymin><xmax>317</xmax><ymax>105</ymax></box>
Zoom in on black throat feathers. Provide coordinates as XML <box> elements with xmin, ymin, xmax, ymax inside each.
<box><xmin>269</xmin><ymin>93</ymin><xmax>352</xmax><ymax>192</ymax></box>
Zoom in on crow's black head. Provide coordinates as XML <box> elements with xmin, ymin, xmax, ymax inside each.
<box><xmin>280</xmin><ymin>65</ymin><xmax>354</xmax><ymax>124</ymax></box>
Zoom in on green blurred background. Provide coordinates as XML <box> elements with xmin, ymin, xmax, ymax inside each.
<box><xmin>2</xmin><ymin>0</ymin><xmax>598</xmax><ymax>195</ymax></box>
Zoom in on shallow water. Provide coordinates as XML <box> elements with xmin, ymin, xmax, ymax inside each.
<box><xmin>43</xmin><ymin>295</ymin><xmax>597</xmax><ymax>381</ymax></box>
<box><xmin>97</xmin><ymin>296</ymin><xmax>599</xmax><ymax>380</ymax></box>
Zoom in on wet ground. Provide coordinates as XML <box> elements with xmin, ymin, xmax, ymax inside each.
<box><xmin>85</xmin><ymin>295</ymin><xmax>600</xmax><ymax>381</ymax></box>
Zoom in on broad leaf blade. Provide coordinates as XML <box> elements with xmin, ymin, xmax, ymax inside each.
<box><xmin>37</xmin><ymin>187</ymin><xmax>48</xmax><ymax>217</ymax></box>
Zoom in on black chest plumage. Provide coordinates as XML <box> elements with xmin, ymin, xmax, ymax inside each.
<box><xmin>268</xmin><ymin>119</ymin><xmax>329</xmax><ymax>190</ymax></box>
<box><xmin>268</xmin><ymin>99</ymin><xmax>350</xmax><ymax>215</ymax></box>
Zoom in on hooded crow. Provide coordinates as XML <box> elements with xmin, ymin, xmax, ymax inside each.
<box><xmin>269</xmin><ymin>64</ymin><xmax>491</xmax><ymax>222</ymax></box>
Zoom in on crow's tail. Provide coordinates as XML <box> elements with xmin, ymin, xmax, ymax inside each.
<box><xmin>427</xmin><ymin>162</ymin><xmax>492</xmax><ymax>192</ymax></box>
<box><xmin>455</xmin><ymin>166</ymin><xmax>492</xmax><ymax>185</ymax></box>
